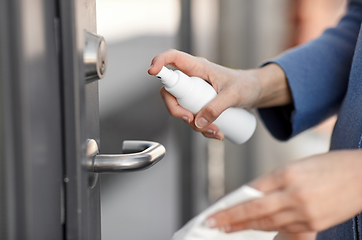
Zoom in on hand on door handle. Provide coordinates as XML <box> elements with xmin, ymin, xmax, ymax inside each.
<box><xmin>88</xmin><ymin>140</ymin><xmax>166</xmax><ymax>173</ymax></box>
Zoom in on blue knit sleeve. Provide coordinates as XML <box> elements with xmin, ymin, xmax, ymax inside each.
<box><xmin>258</xmin><ymin>0</ymin><xmax>362</xmax><ymax>141</ymax></box>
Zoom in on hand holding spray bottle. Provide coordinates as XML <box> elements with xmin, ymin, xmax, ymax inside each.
<box><xmin>154</xmin><ymin>66</ymin><xmax>256</xmax><ymax>144</ymax></box>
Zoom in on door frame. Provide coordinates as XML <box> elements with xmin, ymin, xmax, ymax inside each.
<box><xmin>0</xmin><ymin>0</ymin><xmax>63</xmax><ymax>239</ymax></box>
<box><xmin>59</xmin><ymin>0</ymin><xmax>101</xmax><ymax>239</ymax></box>
<box><xmin>0</xmin><ymin>0</ymin><xmax>101</xmax><ymax>239</ymax></box>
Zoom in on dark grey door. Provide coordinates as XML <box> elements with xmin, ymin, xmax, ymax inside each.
<box><xmin>0</xmin><ymin>0</ymin><xmax>64</xmax><ymax>239</ymax></box>
<box><xmin>0</xmin><ymin>0</ymin><xmax>101</xmax><ymax>239</ymax></box>
<box><xmin>0</xmin><ymin>1</ymin><xmax>165</xmax><ymax>240</ymax></box>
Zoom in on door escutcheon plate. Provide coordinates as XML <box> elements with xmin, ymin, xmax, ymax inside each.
<box><xmin>86</xmin><ymin>139</ymin><xmax>99</xmax><ymax>188</ymax></box>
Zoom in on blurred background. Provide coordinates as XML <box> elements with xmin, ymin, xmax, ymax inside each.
<box><xmin>96</xmin><ymin>0</ymin><xmax>346</xmax><ymax>239</ymax></box>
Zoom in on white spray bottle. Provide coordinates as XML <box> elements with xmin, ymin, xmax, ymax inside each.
<box><xmin>155</xmin><ymin>66</ymin><xmax>256</xmax><ymax>144</ymax></box>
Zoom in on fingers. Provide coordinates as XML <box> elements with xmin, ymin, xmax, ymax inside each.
<box><xmin>150</xmin><ymin>49</ymin><xmax>233</xmax><ymax>141</ymax></box>
<box><xmin>148</xmin><ymin>49</ymin><xmax>210</xmax><ymax>80</ymax></box>
<box><xmin>160</xmin><ymin>87</ymin><xmax>224</xmax><ymax>140</ymax></box>
<box><xmin>160</xmin><ymin>87</ymin><xmax>194</xmax><ymax>122</ymax></box>
<box><xmin>207</xmin><ymin>191</ymin><xmax>291</xmax><ymax>229</ymax></box>
<box><xmin>274</xmin><ymin>232</ymin><xmax>317</xmax><ymax>240</ymax></box>
<box><xmin>279</xmin><ymin>223</ymin><xmax>311</xmax><ymax>233</ymax></box>
<box><xmin>248</xmin><ymin>167</ymin><xmax>291</xmax><ymax>193</ymax></box>
<box><xmin>194</xmin><ymin>90</ymin><xmax>239</xmax><ymax>129</ymax></box>
<box><xmin>150</xmin><ymin>49</ymin><xmax>233</xmax><ymax>134</ymax></box>
<box><xmin>202</xmin><ymin>130</ymin><xmax>225</xmax><ymax>141</ymax></box>
<box><xmin>225</xmin><ymin>210</ymin><xmax>303</xmax><ymax>232</ymax></box>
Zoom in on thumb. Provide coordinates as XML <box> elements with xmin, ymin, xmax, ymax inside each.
<box><xmin>194</xmin><ymin>91</ymin><xmax>236</xmax><ymax>129</ymax></box>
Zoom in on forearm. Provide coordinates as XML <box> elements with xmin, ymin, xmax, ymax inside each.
<box><xmin>255</xmin><ymin>1</ymin><xmax>362</xmax><ymax>110</ymax></box>
<box><xmin>258</xmin><ymin>1</ymin><xmax>362</xmax><ymax>141</ymax></box>
<box><xmin>248</xmin><ymin>63</ymin><xmax>292</xmax><ymax>108</ymax></box>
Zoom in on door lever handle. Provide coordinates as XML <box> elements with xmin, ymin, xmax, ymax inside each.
<box><xmin>88</xmin><ymin>140</ymin><xmax>166</xmax><ymax>173</ymax></box>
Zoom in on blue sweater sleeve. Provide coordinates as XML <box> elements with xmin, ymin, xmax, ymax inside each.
<box><xmin>258</xmin><ymin>0</ymin><xmax>362</xmax><ymax>141</ymax></box>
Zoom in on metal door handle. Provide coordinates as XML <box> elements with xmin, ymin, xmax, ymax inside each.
<box><xmin>87</xmin><ymin>140</ymin><xmax>166</xmax><ymax>173</ymax></box>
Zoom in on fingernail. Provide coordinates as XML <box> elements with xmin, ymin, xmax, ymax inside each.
<box><xmin>214</xmin><ymin>136</ymin><xmax>223</xmax><ymax>141</ymax></box>
<box><xmin>220</xmin><ymin>225</ymin><xmax>231</xmax><ymax>233</ymax></box>
<box><xmin>207</xmin><ymin>129</ymin><xmax>216</xmax><ymax>135</ymax></box>
<box><xmin>195</xmin><ymin>117</ymin><xmax>209</xmax><ymax>128</ymax></box>
<box><xmin>215</xmin><ymin>132</ymin><xmax>224</xmax><ymax>141</ymax></box>
<box><xmin>148</xmin><ymin>64</ymin><xmax>153</xmax><ymax>70</ymax></box>
<box><xmin>182</xmin><ymin>116</ymin><xmax>190</xmax><ymax>124</ymax></box>
<box><xmin>206</xmin><ymin>218</ymin><xmax>217</xmax><ymax>228</ymax></box>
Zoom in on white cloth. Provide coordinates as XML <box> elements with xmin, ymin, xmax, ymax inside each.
<box><xmin>172</xmin><ymin>185</ymin><xmax>278</xmax><ymax>240</ymax></box>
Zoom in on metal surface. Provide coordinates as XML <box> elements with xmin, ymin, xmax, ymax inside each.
<box><xmin>0</xmin><ymin>0</ymin><xmax>63</xmax><ymax>239</ymax></box>
<box><xmin>84</xmin><ymin>30</ymin><xmax>107</xmax><ymax>83</ymax></box>
<box><xmin>87</xmin><ymin>139</ymin><xmax>99</xmax><ymax>189</ymax></box>
<box><xmin>91</xmin><ymin>140</ymin><xmax>166</xmax><ymax>173</ymax></box>
<box><xmin>59</xmin><ymin>0</ymin><xmax>101</xmax><ymax>239</ymax></box>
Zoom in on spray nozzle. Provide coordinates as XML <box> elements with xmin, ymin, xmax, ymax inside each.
<box><xmin>155</xmin><ymin>66</ymin><xmax>178</xmax><ymax>88</ymax></box>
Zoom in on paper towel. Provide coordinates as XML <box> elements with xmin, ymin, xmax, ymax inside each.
<box><xmin>172</xmin><ymin>185</ymin><xmax>278</xmax><ymax>240</ymax></box>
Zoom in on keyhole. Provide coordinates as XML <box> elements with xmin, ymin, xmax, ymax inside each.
<box><xmin>100</xmin><ymin>60</ymin><xmax>105</xmax><ymax>75</ymax></box>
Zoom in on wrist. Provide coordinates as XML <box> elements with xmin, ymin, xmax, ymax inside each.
<box><xmin>250</xmin><ymin>63</ymin><xmax>292</xmax><ymax>108</ymax></box>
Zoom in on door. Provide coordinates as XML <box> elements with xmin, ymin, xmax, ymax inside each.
<box><xmin>0</xmin><ymin>1</ymin><xmax>165</xmax><ymax>239</ymax></box>
<box><xmin>0</xmin><ymin>0</ymin><xmax>64</xmax><ymax>239</ymax></box>
<box><xmin>59</xmin><ymin>1</ymin><xmax>102</xmax><ymax>239</ymax></box>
